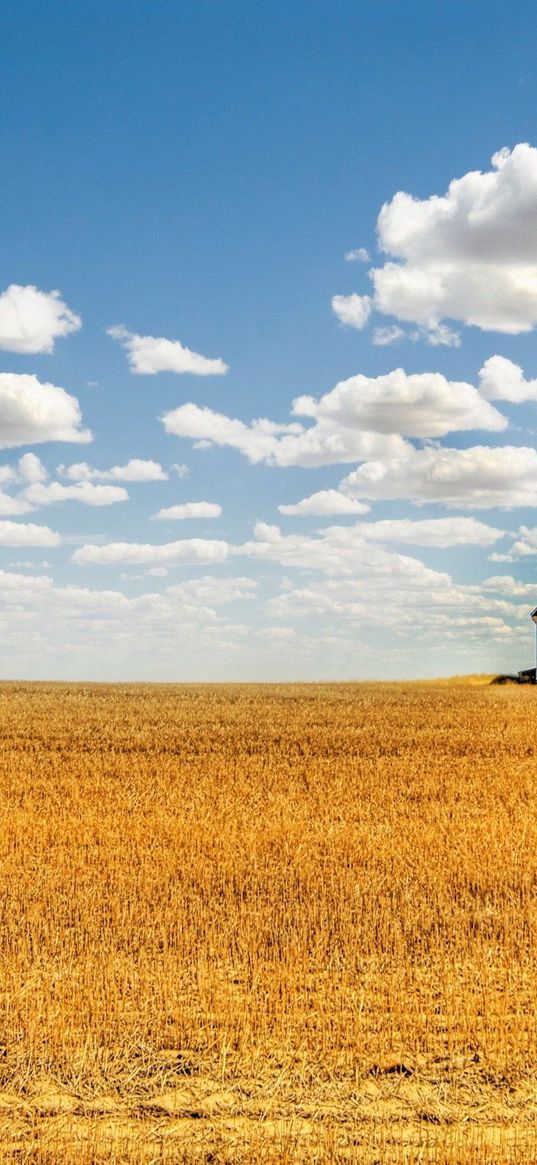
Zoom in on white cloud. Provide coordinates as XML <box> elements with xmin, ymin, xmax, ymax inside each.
<box><xmin>342</xmin><ymin>445</ymin><xmax>537</xmax><ymax>509</ymax></box>
<box><xmin>246</xmin><ymin>530</ymin><xmax>522</xmax><ymax>648</ymax></box>
<box><xmin>239</xmin><ymin>520</ymin><xmax>451</xmax><ymax>580</ymax></box>
<box><xmin>369</xmin><ymin>144</ymin><xmax>537</xmax><ymax>336</ymax></box>
<box><xmin>271</xmin><ymin>422</ymin><xmax>407</xmax><ymax>467</ymax></box>
<box><xmin>0</xmin><ymin>520</ymin><xmax>60</xmax><ymax>546</ymax></box>
<box><xmin>166</xmin><ymin>576</ymin><xmax>257</xmax><ymax>605</ymax></box>
<box><xmin>8</xmin><ymin>559</ymin><xmax>50</xmax><ymax>569</ymax></box>
<box><xmin>154</xmin><ymin>502</ymin><xmax>222</xmax><ymax>520</ymax></box>
<box><xmin>0</xmin><ymin>492</ymin><xmax>33</xmax><ymax>516</ymax></box>
<box><xmin>107</xmin><ymin>325</ymin><xmax>228</xmax><ymax>376</ymax></box>
<box><xmin>510</xmin><ymin>525</ymin><xmax>537</xmax><ymax>556</ymax></box>
<box><xmin>372</xmin><ymin>325</ymin><xmax>406</xmax><ymax>346</ymax></box>
<box><xmin>278</xmin><ymin>490</ymin><xmax>370</xmax><ymax>516</ymax></box>
<box><xmin>255</xmin><ymin>626</ymin><xmax>296</xmax><ymax>640</ymax></box>
<box><xmin>0</xmin><ymin>465</ymin><xmax>34</xmax><ymax>515</ymax></box>
<box><xmin>267</xmin><ymin>572</ymin><xmax>520</xmax><ymax>636</ymax></box>
<box><xmin>162</xmin><ymin>403</ymin><xmax>302</xmax><ymax>461</ymax></box>
<box><xmin>345</xmin><ymin>248</ymin><xmax>370</xmax><ymax>263</ymax></box>
<box><xmin>421</xmin><ymin>323</ymin><xmax>461</xmax><ymax>347</ymax></box>
<box><xmin>0</xmin><ymin>467</ymin><xmax>17</xmax><ymax>486</ymax></box>
<box><xmin>331</xmin><ymin>293</ymin><xmax>372</xmax><ymax>330</ymax></box>
<box><xmin>162</xmin><ymin>402</ymin><xmax>408</xmax><ymax>468</ymax></box>
<box><xmin>23</xmin><ymin>481</ymin><xmax>128</xmax><ymax>507</ymax></box>
<box><xmin>351</xmin><ymin>516</ymin><xmax>505</xmax><ymax>548</ymax></box>
<box><xmin>239</xmin><ymin>521</ymin><xmax>506</xmax><ymax>583</ymax></box>
<box><xmin>0</xmin><ymin>285</ymin><xmax>81</xmax><ymax>354</ymax></box>
<box><xmin>59</xmin><ymin>459</ymin><xmax>167</xmax><ymax>482</ymax></box>
<box><xmin>163</xmin><ymin>364</ymin><xmax>508</xmax><ymax>474</ymax></box>
<box><xmin>267</xmin><ymin>579</ymin><xmax>410</xmax><ymax>621</ymax></box>
<box><xmin>478</xmin><ymin>355</ymin><xmax>537</xmax><ymax>402</ymax></box>
<box><xmin>0</xmin><ymin>568</ymin><xmax>53</xmax><ymax>601</ymax></box>
<box><xmin>482</xmin><ymin>575</ymin><xmax>537</xmax><ymax>597</ymax></box>
<box><xmin>0</xmin><ymin>545</ymin><xmax>522</xmax><ymax>679</ymax></box>
<box><xmin>0</xmin><ymin>374</ymin><xmax>90</xmax><ymax>448</ymax></box>
<box><xmin>172</xmin><ymin>463</ymin><xmax>190</xmax><ymax>478</ymax></box>
<box><xmin>19</xmin><ymin>453</ymin><xmax>48</xmax><ymax>483</ymax></box>
<box><xmin>292</xmin><ymin>368</ymin><xmax>506</xmax><ymax>439</ymax></box>
<box><xmin>0</xmin><ymin>567</ymin><xmax>306</xmax><ymax>682</ymax></box>
<box><xmin>72</xmin><ymin>538</ymin><xmax>229</xmax><ymax>566</ymax></box>
<box><xmin>372</xmin><ymin>324</ymin><xmax>460</xmax><ymax>347</ymax></box>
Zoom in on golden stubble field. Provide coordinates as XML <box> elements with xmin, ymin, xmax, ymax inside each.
<box><xmin>0</xmin><ymin>679</ymin><xmax>537</xmax><ymax>1163</ymax></box>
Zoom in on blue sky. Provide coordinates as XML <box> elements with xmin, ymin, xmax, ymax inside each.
<box><xmin>2</xmin><ymin>0</ymin><xmax>537</xmax><ymax>679</ymax></box>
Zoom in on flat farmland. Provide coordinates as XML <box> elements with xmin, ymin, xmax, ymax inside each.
<box><xmin>1</xmin><ymin>681</ymin><xmax>537</xmax><ymax>1163</ymax></box>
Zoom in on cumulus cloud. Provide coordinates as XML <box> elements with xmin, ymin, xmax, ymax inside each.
<box><xmin>292</xmin><ymin>367</ymin><xmax>506</xmax><ymax>439</ymax></box>
<box><xmin>345</xmin><ymin>248</ymin><xmax>370</xmax><ymax>262</ymax></box>
<box><xmin>278</xmin><ymin>490</ymin><xmax>370</xmax><ymax>516</ymax></box>
<box><xmin>8</xmin><ymin>559</ymin><xmax>51</xmax><ymax>569</ymax></box>
<box><xmin>255</xmin><ymin>626</ymin><xmax>296</xmax><ymax>640</ymax></box>
<box><xmin>166</xmin><ymin>576</ymin><xmax>257</xmax><ymax>604</ymax></box>
<box><xmin>239</xmin><ymin>521</ymin><xmax>506</xmax><ymax>581</ymax></box>
<box><xmin>351</xmin><ymin>516</ymin><xmax>505</xmax><ymax>547</ymax></box>
<box><xmin>0</xmin><ymin>374</ymin><xmax>90</xmax><ymax>448</ymax></box>
<box><xmin>421</xmin><ymin>323</ymin><xmax>462</xmax><ymax>347</ymax></box>
<box><xmin>59</xmin><ymin>458</ymin><xmax>167</xmax><ymax>482</ymax></box>
<box><xmin>266</xmin><ymin>560</ymin><xmax>524</xmax><ymax>654</ymax></box>
<box><xmin>478</xmin><ymin>355</ymin><xmax>537</xmax><ymax>402</ymax></box>
<box><xmin>23</xmin><ymin>481</ymin><xmax>128</xmax><ymax>507</ymax></box>
<box><xmin>162</xmin><ymin>402</ymin><xmax>408</xmax><ymax>468</ymax></box>
<box><xmin>372</xmin><ymin>325</ymin><xmax>406</xmax><ymax>346</ymax></box>
<box><xmin>0</xmin><ymin>543</ymin><xmax>520</xmax><ymax>678</ymax></box>
<box><xmin>268</xmin><ymin>575</ymin><xmax>517</xmax><ymax>630</ymax></box>
<box><xmin>509</xmin><ymin>525</ymin><xmax>537</xmax><ymax>556</ymax></box>
<box><xmin>482</xmin><ymin>575</ymin><xmax>537</xmax><ymax>597</ymax></box>
<box><xmin>107</xmin><ymin>325</ymin><xmax>228</xmax><ymax>376</ymax></box>
<box><xmin>72</xmin><ymin>538</ymin><xmax>229</xmax><ymax>566</ymax></box>
<box><xmin>19</xmin><ymin>453</ymin><xmax>48</xmax><ymax>483</ymax></box>
<box><xmin>341</xmin><ymin>445</ymin><xmax>537</xmax><ymax>510</ymax></box>
<box><xmin>0</xmin><ymin>566</ymin><xmax>306</xmax><ymax>682</ymax></box>
<box><xmin>239</xmin><ymin>521</ymin><xmax>450</xmax><ymax>579</ymax></box>
<box><xmin>154</xmin><ymin>502</ymin><xmax>222</xmax><ymax>520</ymax></box>
<box><xmin>242</xmin><ymin>528</ymin><xmax>522</xmax><ymax>647</ymax></box>
<box><xmin>0</xmin><ymin>493</ymin><xmax>33</xmax><ymax>516</ymax></box>
<box><xmin>0</xmin><ymin>285</ymin><xmax>81</xmax><ymax>354</ymax></box>
<box><xmin>162</xmin><ymin>403</ymin><xmax>302</xmax><ymax>461</ymax></box>
<box><xmin>374</xmin><ymin>323</ymin><xmax>461</xmax><ymax>348</ymax></box>
<box><xmin>0</xmin><ymin>568</ymin><xmax>53</xmax><ymax>601</ymax></box>
<box><xmin>0</xmin><ymin>457</ymin><xmax>129</xmax><ymax>515</ymax></box>
<box><xmin>331</xmin><ymin>293</ymin><xmax>372</xmax><ymax>330</ymax></box>
<box><xmin>0</xmin><ymin>520</ymin><xmax>60</xmax><ymax>546</ymax></box>
<box><xmin>367</xmin><ymin>144</ymin><xmax>537</xmax><ymax>337</ymax></box>
<box><xmin>0</xmin><ymin>468</ymin><xmax>22</xmax><ymax>513</ymax></box>
<box><xmin>163</xmin><ymin>361</ymin><xmax>509</xmax><ymax>472</ymax></box>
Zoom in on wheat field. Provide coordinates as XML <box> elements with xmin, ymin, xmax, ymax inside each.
<box><xmin>0</xmin><ymin>679</ymin><xmax>537</xmax><ymax>1162</ymax></box>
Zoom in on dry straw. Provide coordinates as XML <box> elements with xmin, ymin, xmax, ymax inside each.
<box><xmin>0</xmin><ymin>679</ymin><xmax>535</xmax><ymax>1162</ymax></box>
